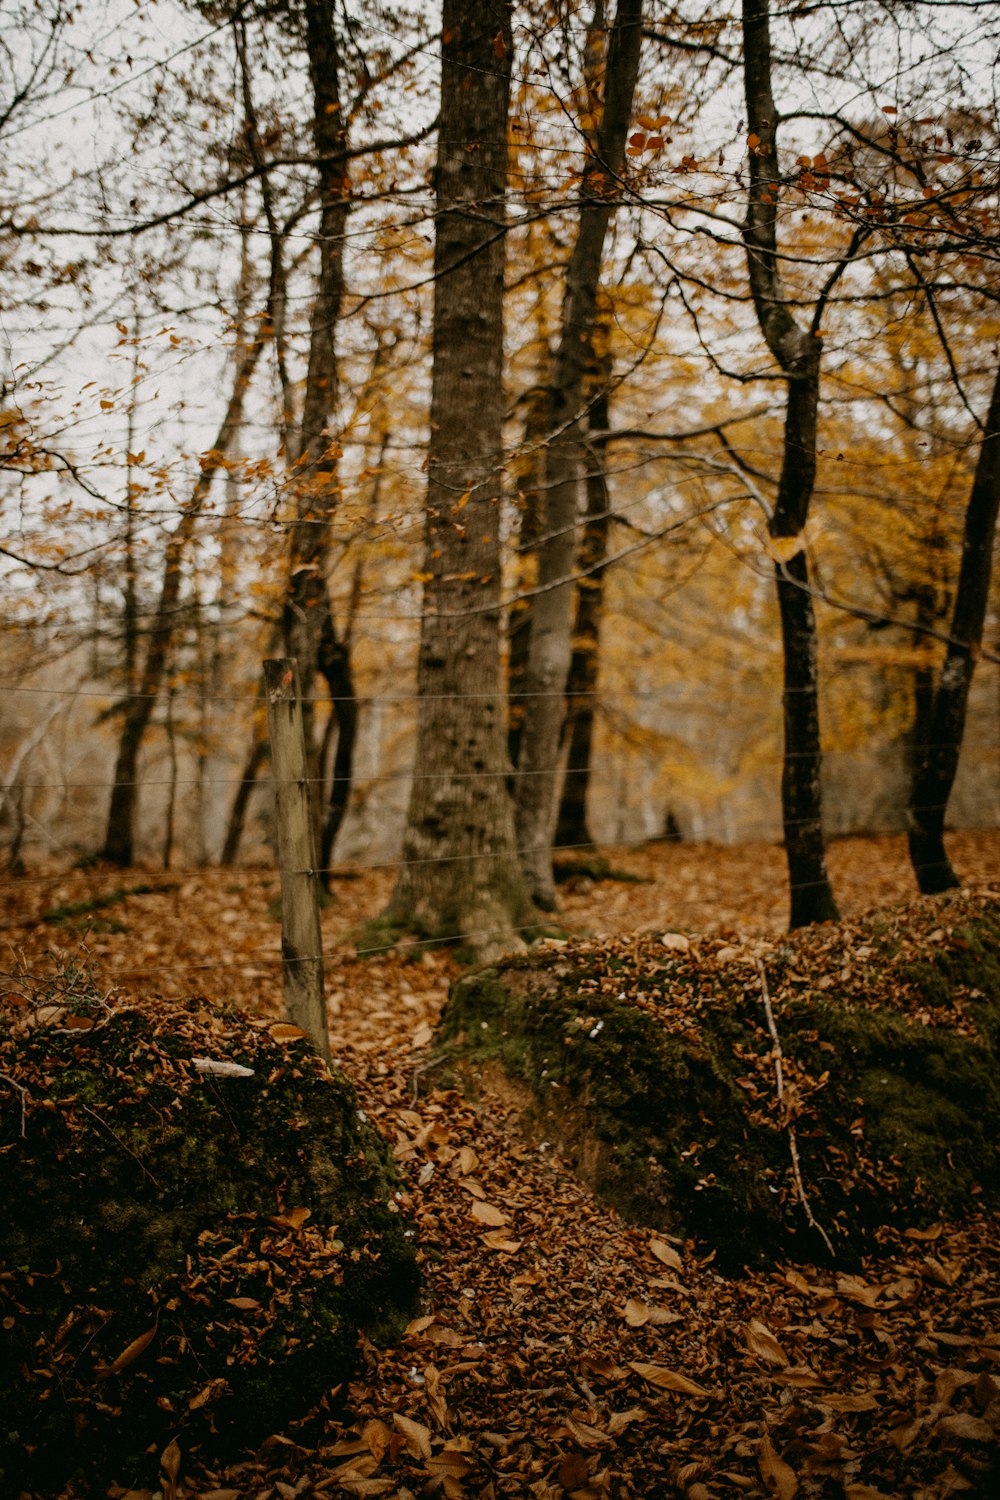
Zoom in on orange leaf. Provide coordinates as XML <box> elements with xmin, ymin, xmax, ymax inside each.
<box><xmin>269</xmin><ymin>1022</ymin><xmax>309</xmax><ymax>1042</ymax></box>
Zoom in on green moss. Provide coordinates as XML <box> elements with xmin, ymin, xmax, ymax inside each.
<box><xmin>438</xmin><ymin>898</ymin><xmax>1000</xmax><ymax>1271</ymax></box>
<box><xmin>0</xmin><ymin>997</ymin><xmax>419</xmax><ymax>1495</ymax></box>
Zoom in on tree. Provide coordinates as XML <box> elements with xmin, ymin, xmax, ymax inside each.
<box><xmin>514</xmin><ymin>0</ymin><xmax>643</xmax><ymax>909</ymax></box>
<box><xmin>740</xmin><ymin>0</ymin><xmax>842</xmax><ymax>927</ymax></box>
<box><xmin>100</xmin><ymin>332</ymin><xmax>262</xmax><ymax>866</ymax></box>
<box><xmin>908</xmin><ymin>361</ymin><xmax>1000</xmax><ymax>890</ymax></box>
<box><xmin>387</xmin><ymin>0</ymin><xmax>536</xmax><ymax>958</ymax></box>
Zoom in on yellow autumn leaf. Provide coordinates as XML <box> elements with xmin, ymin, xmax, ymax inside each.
<box><xmin>768</xmin><ymin>533</ymin><xmax>806</xmax><ymax>563</ymax></box>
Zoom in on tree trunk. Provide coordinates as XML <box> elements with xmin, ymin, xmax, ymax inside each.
<box><xmin>387</xmin><ymin>0</ymin><xmax>535</xmax><ymax>959</ymax></box>
<box><xmin>280</xmin><ymin>0</ymin><xmax>359</xmax><ymax>847</ymax></box>
<box><xmin>908</xmin><ymin>361</ymin><xmax>1000</xmax><ymax>891</ymax></box>
<box><xmin>555</xmin><ymin>379</ymin><xmax>612</xmax><ymax>848</ymax></box>
<box><xmin>514</xmin><ymin>0</ymin><xmax>643</xmax><ymax>908</ymax></box>
<box><xmin>100</xmin><ymin>336</ymin><xmax>261</xmax><ymax>866</ymax></box>
<box><xmin>220</xmin><ymin>730</ymin><xmax>269</xmax><ymax>866</ymax></box>
<box><xmin>742</xmin><ymin>0</ymin><xmax>838</xmax><ymax>927</ymax></box>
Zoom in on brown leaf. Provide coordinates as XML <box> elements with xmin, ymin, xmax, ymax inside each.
<box><xmin>649</xmin><ymin>1237</ymin><xmax>683</xmax><ymax>1272</ymax></box>
<box><xmin>559</xmin><ymin>1452</ymin><xmax>591</xmax><ymax>1489</ymax></box>
<box><xmin>410</xmin><ymin>1021</ymin><xmax>434</xmax><ymax>1049</ymax></box>
<box><xmin>745</xmin><ymin>1318</ymin><xmax>789</xmax><ymax>1367</ymax></box>
<box><xmin>480</xmin><ymin>1229</ymin><xmax>523</xmax><ymax>1252</ymax></box>
<box><xmin>225</xmin><ymin>1296</ymin><xmax>260</xmax><ymax>1311</ymax></box>
<box><xmin>426</xmin><ymin>1446</ymin><xmax>473</xmax><ymax>1478</ymax></box>
<box><xmin>269</xmin><ymin>1206</ymin><xmax>311</xmax><ymax>1231</ymax></box>
<box><xmin>845</xmin><ymin>1487</ymin><xmax>897</xmax><ymax>1500</ymax></box>
<box><xmin>581</xmin><ymin>1353</ymin><xmax>627</xmax><ymax>1381</ymax></box>
<box><xmin>187</xmin><ymin>1377</ymin><xmax>227</xmax><ymax>1410</ymax></box>
<box><xmin>393</xmin><ymin>1412</ymin><xmax>432</xmax><ymax>1459</ymax></box>
<box><xmin>458</xmin><ymin>1145</ymin><xmax>478</xmax><ymax>1175</ymax></box>
<box><xmin>758</xmin><ymin>1432</ymin><xmax>797</xmax><ymax>1499</ymax></box>
<box><xmin>363</xmin><ymin>1418</ymin><xmax>391</xmax><ymax>1462</ymax></box>
<box><xmin>822</xmin><ymin>1392</ymin><xmax>880</xmax><ymax>1412</ymax></box>
<box><xmin>159</xmin><ymin>1440</ymin><xmax>181</xmax><ymax>1500</ymax></box>
<box><xmin>937</xmin><ymin>1413</ymin><xmax>994</xmax><ymax>1442</ymax></box>
<box><xmin>623</xmin><ymin>1298</ymin><xmax>651</xmax><ymax>1327</ymax></box>
<box><xmin>471</xmin><ymin>1200</ymin><xmax>508</xmax><ymax>1227</ymax></box>
<box><xmin>606</xmin><ymin>1407</ymin><xmax>648</xmax><ymax>1436</ymax></box>
<box><xmin>405</xmin><ymin>1314</ymin><xmax>437</xmax><ymax>1336</ymax></box>
<box><xmin>628</xmin><ymin>1361</ymin><xmax>710</xmax><ymax>1397</ymax></box>
<box><xmin>268</xmin><ymin>1022</ymin><xmax>309</xmax><ymax>1042</ymax></box>
<box><xmin>96</xmin><ymin>1321</ymin><xmax>158</xmax><ymax>1381</ymax></box>
<box><xmin>565</xmin><ymin>1415</ymin><xmax>612</xmax><ymax>1449</ymax></box>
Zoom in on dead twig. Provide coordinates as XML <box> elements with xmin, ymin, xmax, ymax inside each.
<box><xmin>756</xmin><ymin>958</ymin><xmax>835</xmax><ymax>1258</ymax></box>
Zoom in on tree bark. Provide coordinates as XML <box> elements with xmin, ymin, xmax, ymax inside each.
<box><xmin>387</xmin><ymin>0</ymin><xmax>535</xmax><ymax>959</ymax></box>
<box><xmin>281</xmin><ymin>0</ymin><xmax>359</xmax><ymax>850</ymax></box>
<box><xmin>742</xmin><ymin>0</ymin><xmax>838</xmax><ymax>927</ymax></box>
<box><xmin>514</xmin><ymin>0</ymin><xmax>643</xmax><ymax>908</ymax></box>
<box><xmin>554</xmin><ymin>378</ymin><xmax>612</xmax><ymax>848</ymax></box>
<box><xmin>908</xmin><ymin>361</ymin><xmax>1000</xmax><ymax>891</ymax></box>
<box><xmin>100</xmin><ymin>336</ymin><xmax>261</xmax><ymax>866</ymax></box>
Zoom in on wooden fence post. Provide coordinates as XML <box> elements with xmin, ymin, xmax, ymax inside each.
<box><xmin>263</xmin><ymin>658</ymin><xmax>330</xmax><ymax>1062</ymax></box>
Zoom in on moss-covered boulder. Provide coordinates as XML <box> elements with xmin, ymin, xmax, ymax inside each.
<box><xmin>438</xmin><ymin>891</ymin><xmax>1000</xmax><ymax>1270</ymax></box>
<box><xmin>0</xmin><ymin>991</ymin><xmax>419</xmax><ymax>1494</ymax></box>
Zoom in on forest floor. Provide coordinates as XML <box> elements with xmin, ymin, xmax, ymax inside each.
<box><xmin>2</xmin><ymin>830</ymin><xmax>999</xmax><ymax>1500</ymax></box>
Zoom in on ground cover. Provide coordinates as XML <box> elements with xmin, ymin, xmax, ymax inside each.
<box><xmin>0</xmin><ymin>831</ymin><xmax>997</xmax><ymax>1499</ymax></box>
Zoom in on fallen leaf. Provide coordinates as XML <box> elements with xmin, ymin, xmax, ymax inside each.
<box><xmin>405</xmin><ymin>1314</ymin><xmax>437</xmax><ymax>1336</ymax></box>
<box><xmin>458</xmin><ymin>1145</ymin><xmax>478</xmax><ymax>1175</ymax></box>
<box><xmin>471</xmin><ymin>1200</ymin><xmax>508</xmax><ymax>1227</ymax></box>
<box><xmin>649</xmin><ymin>1237</ymin><xmax>684</xmax><ymax>1271</ymax></box>
<box><xmin>270</xmin><ymin>1206</ymin><xmax>311</xmax><ymax>1231</ymax></box>
<box><xmin>628</xmin><ymin>1361</ymin><xmax>710</xmax><ymax>1397</ymax></box>
<box><xmin>96</xmin><ymin>1321</ymin><xmax>158</xmax><ymax>1381</ymax></box>
<box><xmin>480</xmin><ymin>1229</ymin><xmax>523</xmax><ymax>1252</ymax></box>
<box><xmin>411</xmin><ymin>1021</ymin><xmax>434</xmax><ymax>1049</ymax></box>
<box><xmin>363</xmin><ymin>1418</ymin><xmax>391</xmax><ymax>1461</ymax></box>
<box><xmin>623</xmin><ymin>1298</ymin><xmax>651</xmax><ymax>1326</ymax></box>
<box><xmin>822</xmin><ymin>1392</ymin><xmax>880</xmax><ymax>1413</ymax></box>
<box><xmin>660</xmin><ymin>933</ymin><xmax>690</xmax><ymax>951</ymax></box>
<box><xmin>607</xmin><ymin>1407</ymin><xmax>648</xmax><ymax>1435</ymax></box>
<box><xmin>269</xmin><ymin>1022</ymin><xmax>309</xmax><ymax>1042</ymax></box>
<box><xmin>758</xmin><ymin>1432</ymin><xmax>797</xmax><ymax>1499</ymax></box>
<box><xmin>225</xmin><ymin>1296</ymin><xmax>260</xmax><ymax>1311</ymax></box>
<box><xmin>937</xmin><ymin>1413</ymin><xmax>994</xmax><ymax>1442</ymax></box>
<box><xmin>160</xmin><ymin>1440</ymin><xmax>181</xmax><ymax>1500</ymax></box>
<box><xmin>745</xmin><ymin>1319</ymin><xmax>789</xmax><ymax>1367</ymax></box>
<box><xmin>566</xmin><ymin>1415</ymin><xmax>612</xmax><ymax>1449</ymax></box>
<box><xmin>393</xmin><ymin>1412</ymin><xmax>432</xmax><ymax>1460</ymax></box>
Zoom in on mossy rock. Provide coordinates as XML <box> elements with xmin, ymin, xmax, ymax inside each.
<box><xmin>0</xmin><ymin>994</ymin><xmax>419</xmax><ymax>1494</ymax></box>
<box><xmin>437</xmin><ymin>893</ymin><xmax>1000</xmax><ymax>1271</ymax></box>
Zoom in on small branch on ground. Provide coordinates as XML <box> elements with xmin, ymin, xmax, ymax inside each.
<box><xmin>756</xmin><ymin>958</ymin><xmax>835</xmax><ymax>1259</ymax></box>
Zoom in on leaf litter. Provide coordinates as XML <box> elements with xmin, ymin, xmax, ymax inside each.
<box><xmin>0</xmin><ymin>831</ymin><xmax>998</xmax><ymax>1498</ymax></box>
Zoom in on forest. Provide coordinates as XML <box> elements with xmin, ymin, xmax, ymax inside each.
<box><xmin>1</xmin><ymin>1</ymin><xmax>999</xmax><ymax>1498</ymax></box>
